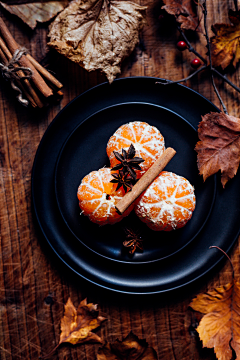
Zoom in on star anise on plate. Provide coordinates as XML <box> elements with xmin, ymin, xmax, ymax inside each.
<box><xmin>112</xmin><ymin>143</ymin><xmax>144</xmax><ymax>181</ymax></box>
<box><xmin>123</xmin><ymin>228</ymin><xmax>144</xmax><ymax>255</ymax></box>
<box><xmin>110</xmin><ymin>170</ymin><xmax>134</xmax><ymax>193</ymax></box>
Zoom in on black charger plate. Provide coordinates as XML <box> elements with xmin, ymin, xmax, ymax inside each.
<box><xmin>54</xmin><ymin>102</ymin><xmax>216</xmax><ymax>263</ymax></box>
<box><xmin>32</xmin><ymin>77</ymin><xmax>240</xmax><ymax>294</ymax></box>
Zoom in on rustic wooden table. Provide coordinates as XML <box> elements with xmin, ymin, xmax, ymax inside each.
<box><xmin>1</xmin><ymin>1</ymin><xmax>240</xmax><ymax>359</ymax></box>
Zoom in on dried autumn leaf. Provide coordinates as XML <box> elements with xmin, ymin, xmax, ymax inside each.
<box><xmin>195</xmin><ymin>112</ymin><xmax>240</xmax><ymax>187</ymax></box>
<box><xmin>48</xmin><ymin>0</ymin><xmax>147</xmax><ymax>83</ymax></box>
<box><xmin>59</xmin><ymin>297</ymin><xmax>106</xmax><ymax>345</ymax></box>
<box><xmin>162</xmin><ymin>0</ymin><xmax>201</xmax><ymax>31</ymax></box>
<box><xmin>190</xmin><ymin>280</ymin><xmax>240</xmax><ymax>360</ymax></box>
<box><xmin>211</xmin><ymin>10</ymin><xmax>240</xmax><ymax>69</ymax></box>
<box><xmin>41</xmin><ymin>297</ymin><xmax>106</xmax><ymax>358</ymax></box>
<box><xmin>0</xmin><ymin>1</ymin><xmax>68</xmax><ymax>30</ymax></box>
<box><xmin>41</xmin><ymin>298</ymin><xmax>106</xmax><ymax>359</ymax></box>
<box><xmin>97</xmin><ymin>331</ymin><xmax>158</xmax><ymax>360</ymax></box>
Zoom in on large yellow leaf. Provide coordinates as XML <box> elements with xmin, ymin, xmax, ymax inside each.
<box><xmin>48</xmin><ymin>0</ymin><xmax>147</xmax><ymax>82</ymax></box>
<box><xmin>190</xmin><ymin>280</ymin><xmax>240</xmax><ymax>360</ymax></box>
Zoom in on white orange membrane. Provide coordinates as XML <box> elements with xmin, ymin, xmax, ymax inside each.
<box><xmin>107</xmin><ymin>121</ymin><xmax>165</xmax><ymax>176</ymax></box>
<box><xmin>135</xmin><ymin>171</ymin><xmax>196</xmax><ymax>231</ymax></box>
<box><xmin>77</xmin><ymin>168</ymin><xmax>134</xmax><ymax>225</ymax></box>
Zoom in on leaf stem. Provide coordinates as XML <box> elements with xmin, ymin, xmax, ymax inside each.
<box><xmin>209</xmin><ymin>246</ymin><xmax>234</xmax><ymax>278</ymax></box>
<box><xmin>203</xmin><ymin>0</ymin><xmax>228</xmax><ymax>114</ymax></box>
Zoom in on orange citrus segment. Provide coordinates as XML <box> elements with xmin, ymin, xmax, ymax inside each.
<box><xmin>135</xmin><ymin>171</ymin><xmax>196</xmax><ymax>231</ymax></box>
<box><xmin>106</xmin><ymin>121</ymin><xmax>165</xmax><ymax>177</ymax></box>
<box><xmin>77</xmin><ymin>168</ymin><xmax>134</xmax><ymax>225</ymax></box>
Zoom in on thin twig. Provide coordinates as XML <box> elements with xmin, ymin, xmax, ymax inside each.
<box><xmin>212</xmin><ymin>68</ymin><xmax>240</xmax><ymax>93</ymax></box>
<box><xmin>234</xmin><ymin>0</ymin><xmax>238</xmax><ymax>12</ymax></box>
<box><xmin>155</xmin><ymin>65</ymin><xmax>208</xmax><ymax>85</ymax></box>
<box><xmin>203</xmin><ymin>1</ymin><xmax>228</xmax><ymax>114</ymax></box>
<box><xmin>193</xmin><ymin>0</ymin><xmax>204</xmax><ymax>32</ymax></box>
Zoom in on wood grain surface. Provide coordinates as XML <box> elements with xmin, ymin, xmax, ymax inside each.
<box><xmin>1</xmin><ymin>1</ymin><xmax>240</xmax><ymax>359</ymax></box>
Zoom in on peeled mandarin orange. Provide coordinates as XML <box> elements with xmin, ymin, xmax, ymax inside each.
<box><xmin>135</xmin><ymin>171</ymin><xmax>196</xmax><ymax>231</ymax></box>
<box><xmin>77</xmin><ymin>167</ymin><xmax>134</xmax><ymax>225</ymax></box>
<box><xmin>106</xmin><ymin>121</ymin><xmax>165</xmax><ymax>177</ymax></box>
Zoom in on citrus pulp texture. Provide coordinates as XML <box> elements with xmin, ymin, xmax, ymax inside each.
<box><xmin>107</xmin><ymin>121</ymin><xmax>165</xmax><ymax>178</ymax></box>
<box><xmin>77</xmin><ymin>168</ymin><xmax>134</xmax><ymax>225</ymax></box>
<box><xmin>135</xmin><ymin>171</ymin><xmax>196</xmax><ymax>231</ymax></box>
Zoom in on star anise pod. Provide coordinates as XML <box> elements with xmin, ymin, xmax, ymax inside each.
<box><xmin>110</xmin><ymin>170</ymin><xmax>135</xmax><ymax>193</ymax></box>
<box><xmin>123</xmin><ymin>228</ymin><xmax>144</xmax><ymax>254</ymax></box>
<box><xmin>112</xmin><ymin>143</ymin><xmax>144</xmax><ymax>181</ymax></box>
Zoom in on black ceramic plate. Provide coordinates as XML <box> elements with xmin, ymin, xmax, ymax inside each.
<box><xmin>32</xmin><ymin>77</ymin><xmax>240</xmax><ymax>294</ymax></box>
<box><xmin>54</xmin><ymin>103</ymin><xmax>216</xmax><ymax>263</ymax></box>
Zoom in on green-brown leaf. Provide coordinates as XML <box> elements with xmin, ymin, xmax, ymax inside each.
<box><xmin>211</xmin><ymin>10</ymin><xmax>240</xmax><ymax>69</ymax></box>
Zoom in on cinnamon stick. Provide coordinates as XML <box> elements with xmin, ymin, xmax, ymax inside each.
<box><xmin>0</xmin><ymin>17</ymin><xmax>53</xmax><ymax>98</ymax></box>
<box><xmin>0</xmin><ymin>44</ymin><xmax>38</xmax><ymax>107</ymax></box>
<box><xmin>115</xmin><ymin>147</ymin><xmax>176</xmax><ymax>215</ymax></box>
<box><xmin>25</xmin><ymin>53</ymin><xmax>63</xmax><ymax>90</ymax></box>
<box><xmin>0</xmin><ymin>46</ymin><xmax>7</xmax><ymax>64</ymax></box>
<box><xmin>0</xmin><ymin>37</ymin><xmax>44</xmax><ymax>107</ymax></box>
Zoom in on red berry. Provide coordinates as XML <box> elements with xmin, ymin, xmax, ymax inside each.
<box><xmin>177</xmin><ymin>41</ymin><xmax>188</xmax><ymax>51</ymax></box>
<box><xmin>191</xmin><ymin>58</ymin><xmax>201</xmax><ymax>68</ymax></box>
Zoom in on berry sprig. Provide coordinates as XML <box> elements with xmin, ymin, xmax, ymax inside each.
<box><xmin>177</xmin><ymin>41</ymin><xmax>202</xmax><ymax>68</ymax></box>
<box><xmin>157</xmin><ymin>0</ymin><xmax>240</xmax><ymax>115</ymax></box>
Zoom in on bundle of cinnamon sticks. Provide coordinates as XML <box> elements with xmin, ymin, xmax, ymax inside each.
<box><xmin>0</xmin><ymin>17</ymin><xmax>63</xmax><ymax>108</ymax></box>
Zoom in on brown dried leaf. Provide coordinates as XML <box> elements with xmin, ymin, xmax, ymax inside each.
<box><xmin>48</xmin><ymin>0</ymin><xmax>147</xmax><ymax>83</ymax></box>
<box><xmin>195</xmin><ymin>112</ymin><xmax>240</xmax><ymax>187</ymax></box>
<box><xmin>190</xmin><ymin>280</ymin><xmax>240</xmax><ymax>360</ymax></box>
<box><xmin>0</xmin><ymin>1</ymin><xmax>68</xmax><ymax>29</ymax></box>
<box><xmin>97</xmin><ymin>331</ymin><xmax>158</xmax><ymax>360</ymax></box>
<box><xmin>162</xmin><ymin>0</ymin><xmax>201</xmax><ymax>31</ymax></box>
<box><xmin>211</xmin><ymin>10</ymin><xmax>240</xmax><ymax>69</ymax></box>
<box><xmin>60</xmin><ymin>297</ymin><xmax>106</xmax><ymax>345</ymax></box>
